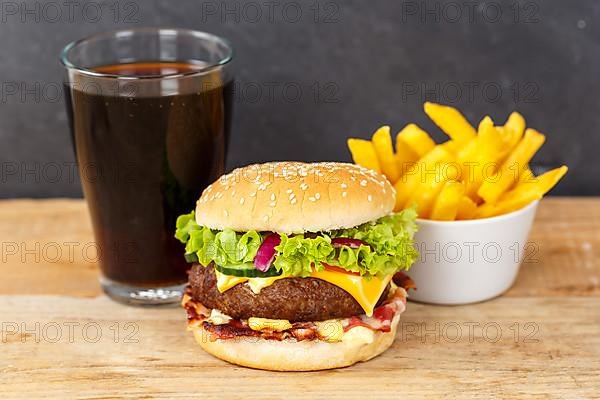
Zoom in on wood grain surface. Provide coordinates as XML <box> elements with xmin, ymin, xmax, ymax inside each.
<box><xmin>1</xmin><ymin>198</ymin><xmax>599</xmax><ymax>399</ymax></box>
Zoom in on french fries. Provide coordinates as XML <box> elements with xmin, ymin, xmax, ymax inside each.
<box><xmin>430</xmin><ymin>181</ymin><xmax>465</xmax><ymax>221</ymax></box>
<box><xmin>347</xmin><ymin>138</ymin><xmax>381</xmax><ymax>173</ymax></box>
<box><xmin>396</xmin><ymin>124</ymin><xmax>436</xmax><ymax>157</ymax></box>
<box><xmin>394</xmin><ymin>146</ymin><xmax>452</xmax><ymax>211</ymax></box>
<box><xmin>347</xmin><ymin>103</ymin><xmax>568</xmax><ymax>220</ymax></box>
<box><xmin>476</xmin><ymin>167</ymin><xmax>567</xmax><ymax>218</ymax></box>
<box><xmin>395</xmin><ymin>138</ymin><xmax>420</xmax><ymax>175</ymax></box>
<box><xmin>478</xmin><ymin>129</ymin><xmax>546</xmax><ymax>204</ymax></box>
<box><xmin>459</xmin><ymin>118</ymin><xmax>506</xmax><ymax>199</ymax></box>
<box><xmin>371</xmin><ymin>126</ymin><xmax>400</xmax><ymax>182</ymax></box>
<box><xmin>517</xmin><ymin>166</ymin><xmax>534</xmax><ymax>187</ymax></box>
<box><xmin>502</xmin><ymin>111</ymin><xmax>526</xmax><ymax>151</ymax></box>
<box><xmin>407</xmin><ymin>165</ymin><xmax>446</xmax><ymax>219</ymax></box>
<box><xmin>456</xmin><ymin>196</ymin><xmax>478</xmax><ymax>220</ymax></box>
<box><xmin>476</xmin><ymin>166</ymin><xmax>568</xmax><ymax>218</ymax></box>
<box><xmin>424</xmin><ymin>102</ymin><xmax>476</xmax><ymax>145</ymax></box>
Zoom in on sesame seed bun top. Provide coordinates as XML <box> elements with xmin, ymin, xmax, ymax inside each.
<box><xmin>195</xmin><ymin>162</ymin><xmax>396</xmax><ymax>234</ymax></box>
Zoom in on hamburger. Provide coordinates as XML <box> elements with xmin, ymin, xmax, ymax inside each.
<box><xmin>175</xmin><ymin>162</ymin><xmax>418</xmax><ymax>371</ymax></box>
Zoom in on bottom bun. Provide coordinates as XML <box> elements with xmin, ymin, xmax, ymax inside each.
<box><xmin>191</xmin><ymin>314</ymin><xmax>401</xmax><ymax>371</ymax></box>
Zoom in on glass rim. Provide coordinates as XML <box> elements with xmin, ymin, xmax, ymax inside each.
<box><xmin>60</xmin><ymin>27</ymin><xmax>234</xmax><ymax>80</ymax></box>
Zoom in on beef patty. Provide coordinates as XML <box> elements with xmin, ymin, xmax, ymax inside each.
<box><xmin>188</xmin><ymin>263</ymin><xmax>390</xmax><ymax>322</ymax></box>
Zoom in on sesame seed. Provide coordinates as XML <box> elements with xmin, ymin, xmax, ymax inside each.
<box><xmin>270</xmin><ymin>201</ymin><xmax>276</xmax><ymax>207</ymax></box>
<box><xmin>249</xmin><ymin>191</ymin><xmax>257</xmax><ymax>197</ymax></box>
<box><xmin>368</xmin><ymin>195</ymin><xmax>373</xmax><ymax>202</ymax></box>
<box><xmin>315</xmin><ymin>193</ymin><xmax>321</xmax><ymax>200</ymax></box>
<box><xmin>224</xmin><ymin>210</ymin><xmax>229</xmax><ymax>217</ymax></box>
<box><xmin>240</xmin><ymin>197</ymin><xmax>245</xmax><ymax>205</ymax></box>
<box><xmin>286</xmin><ymin>189</ymin><xmax>293</xmax><ymax>194</ymax></box>
<box><xmin>360</xmin><ymin>180</ymin><xmax>367</xmax><ymax>187</ymax></box>
<box><xmin>300</xmin><ymin>183</ymin><xmax>308</xmax><ymax>191</ymax></box>
<box><xmin>308</xmin><ymin>196</ymin><xmax>316</xmax><ymax>202</ymax></box>
<box><xmin>342</xmin><ymin>192</ymin><xmax>347</xmax><ymax>198</ymax></box>
<box><xmin>341</xmin><ymin>183</ymin><xmax>348</xmax><ymax>189</ymax></box>
<box><xmin>263</xmin><ymin>215</ymin><xmax>269</xmax><ymax>222</ymax></box>
<box><xmin>289</xmin><ymin>193</ymin><xmax>295</xmax><ymax>200</ymax></box>
<box><xmin>270</xmin><ymin>193</ymin><xmax>276</xmax><ymax>201</ymax></box>
<box><xmin>231</xmin><ymin>190</ymin><xmax>236</xmax><ymax>197</ymax></box>
<box><xmin>291</xmin><ymin>198</ymin><xmax>297</xmax><ymax>205</ymax></box>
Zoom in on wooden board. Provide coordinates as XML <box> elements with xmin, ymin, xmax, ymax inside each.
<box><xmin>1</xmin><ymin>198</ymin><xmax>599</xmax><ymax>398</ymax></box>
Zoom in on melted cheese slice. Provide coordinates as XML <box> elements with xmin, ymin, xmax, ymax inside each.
<box><xmin>214</xmin><ymin>269</ymin><xmax>392</xmax><ymax>317</ymax></box>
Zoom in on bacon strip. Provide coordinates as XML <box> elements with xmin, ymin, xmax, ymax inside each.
<box><xmin>393</xmin><ymin>271</ymin><xmax>416</xmax><ymax>291</ymax></box>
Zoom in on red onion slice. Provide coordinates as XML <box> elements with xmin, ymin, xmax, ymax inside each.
<box><xmin>331</xmin><ymin>238</ymin><xmax>365</xmax><ymax>249</ymax></box>
<box><xmin>254</xmin><ymin>233</ymin><xmax>281</xmax><ymax>272</ymax></box>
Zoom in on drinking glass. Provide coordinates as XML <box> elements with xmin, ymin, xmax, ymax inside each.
<box><xmin>61</xmin><ymin>28</ymin><xmax>234</xmax><ymax>305</ymax></box>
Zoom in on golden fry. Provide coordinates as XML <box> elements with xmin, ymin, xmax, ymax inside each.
<box><xmin>534</xmin><ymin>165</ymin><xmax>568</xmax><ymax>195</ymax></box>
<box><xmin>477</xmin><ymin>115</ymin><xmax>510</xmax><ymax>162</ymax></box>
<box><xmin>503</xmin><ymin>111</ymin><xmax>526</xmax><ymax>150</ymax></box>
<box><xmin>479</xmin><ymin>121</ymin><xmax>507</xmax><ymax>161</ymax></box>
<box><xmin>508</xmin><ymin>166</ymin><xmax>568</xmax><ymax>202</ymax></box>
<box><xmin>456</xmin><ymin>196</ymin><xmax>478</xmax><ymax>220</ymax></box>
<box><xmin>395</xmin><ymin>140</ymin><xmax>420</xmax><ymax>176</ymax></box>
<box><xmin>478</xmin><ymin>115</ymin><xmax>494</xmax><ymax>133</ymax></box>
<box><xmin>476</xmin><ymin>166</ymin><xmax>568</xmax><ymax>217</ymax></box>
<box><xmin>478</xmin><ymin>129</ymin><xmax>546</xmax><ymax>204</ymax></box>
<box><xmin>372</xmin><ymin>126</ymin><xmax>400</xmax><ymax>183</ymax></box>
<box><xmin>393</xmin><ymin>146</ymin><xmax>452</xmax><ymax>211</ymax></box>
<box><xmin>475</xmin><ymin>202</ymin><xmax>504</xmax><ymax>218</ymax></box>
<box><xmin>459</xmin><ymin>121</ymin><xmax>505</xmax><ymax>199</ymax></box>
<box><xmin>424</xmin><ymin>102</ymin><xmax>476</xmax><ymax>145</ymax></box>
<box><xmin>438</xmin><ymin>140</ymin><xmax>461</xmax><ymax>155</ymax></box>
<box><xmin>456</xmin><ymin>117</ymin><xmax>493</xmax><ymax>189</ymax></box>
<box><xmin>407</xmin><ymin>167</ymin><xmax>447</xmax><ymax>219</ymax></box>
<box><xmin>395</xmin><ymin>124</ymin><xmax>434</xmax><ymax>178</ymax></box>
<box><xmin>347</xmin><ymin>138</ymin><xmax>381</xmax><ymax>173</ymax></box>
<box><xmin>397</xmin><ymin>124</ymin><xmax>436</xmax><ymax>157</ymax></box>
<box><xmin>517</xmin><ymin>166</ymin><xmax>535</xmax><ymax>186</ymax></box>
<box><xmin>430</xmin><ymin>181</ymin><xmax>465</xmax><ymax>221</ymax></box>
<box><xmin>475</xmin><ymin>190</ymin><xmax>537</xmax><ymax>218</ymax></box>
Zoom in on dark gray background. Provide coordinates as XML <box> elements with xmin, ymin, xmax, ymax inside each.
<box><xmin>1</xmin><ymin>0</ymin><xmax>598</xmax><ymax>197</ymax></box>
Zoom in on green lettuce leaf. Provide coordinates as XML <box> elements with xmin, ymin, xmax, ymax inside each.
<box><xmin>176</xmin><ymin>212</ymin><xmax>263</xmax><ymax>266</ymax></box>
<box><xmin>174</xmin><ymin>212</ymin><xmax>198</xmax><ymax>243</ymax></box>
<box><xmin>272</xmin><ymin>235</ymin><xmax>332</xmax><ymax>277</ymax></box>
<box><xmin>174</xmin><ymin>207</ymin><xmax>419</xmax><ymax>278</ymax></box>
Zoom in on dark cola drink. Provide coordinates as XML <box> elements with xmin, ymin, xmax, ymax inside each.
<box><xmin>65</xmin><ymin>62</ymin><xmax>233</xmax><ymax>289</ymax></box>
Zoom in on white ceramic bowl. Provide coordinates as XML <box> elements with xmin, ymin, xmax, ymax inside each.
<box><xmin>407</xmin><ymin>201</ymin><xmax>539</xmax><ymax>305</ymax></box>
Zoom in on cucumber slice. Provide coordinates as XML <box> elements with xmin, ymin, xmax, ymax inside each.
<box><xmin>214</xmin><ymin>263</ymin><xmax>283</xmax><ymax>278</ymax></box>
<box><xmin>184</xmin><ymin>253</ymin><xmax>199</xmax><ymax>263</ymax></box>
